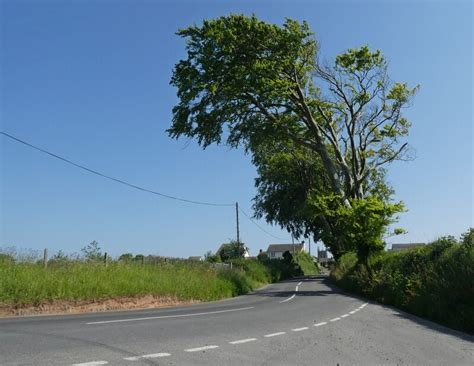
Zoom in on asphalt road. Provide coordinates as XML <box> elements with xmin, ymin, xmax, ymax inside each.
<box><xmin>0</xmin><ymin>275</ymin><xmax>472</xmax><ymax>365</ymax></box>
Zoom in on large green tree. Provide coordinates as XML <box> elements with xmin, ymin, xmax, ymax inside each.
<box><xmin>168</xmin><ymin>15</ymin><xmax>417</xmax><ymax>261</ymax></box>
<box><xmin>252</xmin><ymin>138</ymin><xmax>402</xmax><ymax>260</ymax></box>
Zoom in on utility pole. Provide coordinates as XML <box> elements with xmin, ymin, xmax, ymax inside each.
<box><xmin>309</xmin><ymin>237</ymin><xmax>311</xmax><ymax>256</ymax></box>
<box><xmin>43</xmin><ymin>248</ymin><xmax>48</xmax><ymax>269</ymax></box>
<box><xmin>292</xmin><ymin>235</ymin><xmax>295</xmax><ymax>255</ymax></box>
<box><xmin>235</xmin><ymin>202</ymin><xmax>240</xmax><ymax>244</ymax></box>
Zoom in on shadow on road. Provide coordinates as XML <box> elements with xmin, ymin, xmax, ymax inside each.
<box><xmin>249</xmin><ymin>275</ymin><xmax>344</xmax><ymax>298</ymax></box>
<box><xmin>388</xmin><ymin>306</ymin><xmax>474</xmax><ymax>342</ymax></box>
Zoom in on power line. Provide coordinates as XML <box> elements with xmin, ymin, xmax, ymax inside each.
<box><xmin>1</xmin><ymin>130</ymin><xmax>292</xmax><ymax>240</ymax></box>
<box><xmin>238</xmin><ymin>206</ymin><xmax>290</xmax><ymax>241</ymax></box>
<box><xmin>0</xmin><ymin>131</ymin><xmax>234</xmax><ymax>207</ymax></box>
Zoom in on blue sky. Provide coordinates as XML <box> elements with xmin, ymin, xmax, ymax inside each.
<box><xmin>1</xmin><ymin>0</ymin><xmax>472</xmax><ymax>258</ymax></box>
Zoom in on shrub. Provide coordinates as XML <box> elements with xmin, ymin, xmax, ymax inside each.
<box><xmin>330</xmin><ymin>235</ymin><xmax>474</xmax><ymax>334</ymax></box>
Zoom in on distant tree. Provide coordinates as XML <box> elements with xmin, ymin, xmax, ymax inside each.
<box><xmin>257</xmin><ymin>250</ymin><xmax>268</xmax><ymax>262</ymax></box>
<box><xmin>51</xmin><ymin>250</ymin><xmax>69</xmax><ymax>264</ymax></box>
<box><xmin>218</xmin><ymin>240</ymin><xmax>248</xmax><ymax>262</ymax></box>
<box><xmin>204</xmin><ymin>250</ymin><xmax>221</xmax><ymax>263</ymax></box>
<box><xmin>118</xmin><ymin>253</ymin><xmax>134</xmax><ymax>262</ymax></box>
<box><xmin>81</xmin><ymin>240</ymin><xmax>103</xmax><ymax>262</ymax></box>
<box><xmin>282</xmin><ymin>250</ymin><xmax>293</xmax><ymax>264</ymax></box>
<box><xmin>134</xmin><ymin>254</ymin><xmax>145</xmax><ymax>263</ymax></box>
<box><xmin>461</xmin><ymin>228</ymin><xmax>473</xmax><ymax>248</ymax></box>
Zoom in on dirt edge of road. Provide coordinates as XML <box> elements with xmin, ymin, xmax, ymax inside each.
<box><xmin>0</xmin><ymin>295</ymin><xmax>200</xmax><ymax>317</ymax></box>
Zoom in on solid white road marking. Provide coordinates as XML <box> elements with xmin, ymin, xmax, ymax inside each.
<box><xmin>229</xmin><ymin>338</ymin><xmax>257</xmax><ymax>345</ymax></box>
<box><xmin>292</xmin><ymin>327</ymin><xmax>309</xmax><ymax>332</ymax></box>
<box><xmin>314</xmin><ymin>322</ymin><xmax>327</xmax><ymax>327</ymax></box>
<box><xmin>330</xmin><ymin>317</ymin><xmax>341</xmax><ymax>322</ymax></box>
<box><xmin>86</xmin><ymin>306</ymin><xmax>254</xmax><ymax>325</ymax></box>
<box><xmin>124</xmin><ymin>353</ymin><xmax>171</xmax><ymax>361</ymax></box>
<box><xmin>185</xmin><ymin>345</ymin><xmax>219</xmax><ymax>352</ymax></box>
<box><xmin>341</xmin><ymin>314</ymin><xmax>350</xmax><ymax>318</ymax></box>
<box><xmin>279</xmin><ymin>294</ymin><xmax>296</xmax><ymax>303</ymax></box>
<box><xmin>72</xmin><ymin>362</ymin><xmax>108</xmax><ymax>366</ymax></box>
<box><xmin>264</xmin><ymin>332</ymin><xmax>286</xmax><ymax>337</ymax></box>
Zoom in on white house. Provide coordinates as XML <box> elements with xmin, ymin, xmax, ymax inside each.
<box><xmin>389</xmin><ymin>243</ymin><xmax>425</xmax><ymax>252</ymax></box>
<box><xmin>266</xmin><ymin>243</ymin><xmax>304</xmax><ymax>259</ymax></box>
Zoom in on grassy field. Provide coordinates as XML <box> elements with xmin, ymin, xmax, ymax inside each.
<box><xmin>330</xmin><ymin>234</ymin><xmax>473</xmax><ymax>334</ymax></box>
<box><xmin>0</xmin><ymin>253</ymin><xmax>319</xmax><ymax>309</ymax></box>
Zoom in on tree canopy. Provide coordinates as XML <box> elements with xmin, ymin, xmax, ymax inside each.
<box><xmin>168</xmin><ymin>15</ymin><xmax>418</xmax><ymax>262</ymax></box>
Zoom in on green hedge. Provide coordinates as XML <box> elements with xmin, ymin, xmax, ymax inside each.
<box><xmin>330</xmin><ymin>238</ymin><xmax>474</xmax><ymax>334</ymax></box>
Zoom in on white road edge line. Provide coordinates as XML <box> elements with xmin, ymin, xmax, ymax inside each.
<box><xmin>185</xmin><ymin>345</ymin><xmax>219</xmax><ymax>352</ymax></box>
<box><xmin>292</xmin><ymin>327</ymin><xmax>309</xmax><ymax>332</ymax></box>
<box><xmin>124</xmin><ymin>353</ymin><xmax>170</xmax><ymax>361</ymax></box>
<box><xmin>264</xmin><ymin>332</ymin><xmax>286</xmax><ymax>337</ymax></box>
<box><xmin>72</xmin><ymin>362</ymin><xmax>108</xmax><ymax>366</ymax></box>
<box><xmin>314</xmin><ymin>322</ymin><xmax>327</xmax><ymax>327</ymax></box>
<box><xmin>330</xmin><ymin>317</ymin><xmax>341</xmax><ymax>322</ymax></box>
<box><xmin>279</xmin><ymin>294</ymin><xmax>296</xmax><ymax>303</ymax></box>
<box><xmin>341</xmin><ymin>314</ymin><xmax>350</xmax><ymax>318</ymax></box>
<box><xmin>86</xmin><ymin>306</ymin><xmax>254</xmax><ymax>325</ymax></box>
<box><xmin>229</xmin><ymin>338</ymin><xmax>257</xmax><ymax>345</ymax></box>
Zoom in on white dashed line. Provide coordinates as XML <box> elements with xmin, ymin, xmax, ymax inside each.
<box><xmin>87</xmin><ymin>306</ymin><xmax>254</xmax><ymax>325</ymax></box>
<box><xmin>341</xmin><ymin>314</ymin><xmax>350</xmax><ymax>318</ymax></box>
<box><xmin>72</xmin><ymin>362</ymin><xmax>108</xmax><ymax>366</ymax></box>
<box><xmin>330</xmin><ymin>317</ymin><xmax>341</xmax><ymax>322</ymax></box>
<box><xmin>185</xmin><ymin>345</ymin><xmax>219</xmax><ymax>352</ymax></box>
<box><xmin>124</xmin><ymin>353</ymin><xmax>171</xmax><ymax>361</ymax></box>
<box><xmin>295</xmin><ymin>286</ymin><xmax>299</xmax><ymax>292</ymax></box>
<box><xmin>279</xmin><ymin>294</ymin><xmax>296</xmax><ymax>303</ymax></box>
<box><xmin>292</xmin><ymin>327</ymin><xmax>309</xmax><ymax>332</ymax></box>
<box><xmin>297</xmin><ymin>281</ymin><xmax>303</xmax><ymax>286</ymax></box>
<box><xmin>264</xmin><ymin>332</ymin><xmax>286</xmax><ymax>337</ymax></box>
<box><xmin>349</xmin><ymin>310</ymin><xmax>357</xmax><ymax>314</ymax></box>
<box><xmin>314</xmin><ymin>321</ymin><xmax>327</xmax><ymax>327</ymax></box>
<box><xmin>229</xmin><ymin>338</ymin><xmax>257</xmax><ymax>345</ymax></box>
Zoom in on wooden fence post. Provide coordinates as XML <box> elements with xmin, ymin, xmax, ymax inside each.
<box><xmin>43</xmin><ymin>248</ymin><xmax>48</xmax><ymax>269</ymax></box>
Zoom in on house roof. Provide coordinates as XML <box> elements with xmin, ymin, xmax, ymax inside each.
<box><xmin>266</xmin><ymin>244</ymin><xmax>304</xmax><ymax>253</ymax></box>
<box><xmin>188</xmin><ymin>256</ymin><xmax>203</xmax><ymax>261</ymax></box>
<box><xmin>390</xmin><ymin>243</ymin><xmax>425</xmax><ymax>250</ymax></box>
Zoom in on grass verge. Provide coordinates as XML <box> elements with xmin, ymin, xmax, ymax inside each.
<box><xmin>0</xmin><ymin>255</ymin><xmax>319</xmax><ymax>313</ymax></box>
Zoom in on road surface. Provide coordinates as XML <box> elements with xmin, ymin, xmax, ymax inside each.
<box><xmin>0</xmin><ymin>275</ymin><xmax>472</xmax><ymax>365</ymax></box>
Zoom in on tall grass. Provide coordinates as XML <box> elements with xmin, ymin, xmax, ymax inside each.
<box><xmin>0</xmin><ymin>249</ymin><xmax>320</xmax><ymax>309</ymax></box>
<box><xmin>0</xmin><ymin>260</ymin><xmax>249</xmax><ymax>307</ymax></box>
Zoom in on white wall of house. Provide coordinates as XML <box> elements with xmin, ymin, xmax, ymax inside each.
<box><xmin>268</xmin><ymin>251</ymin><xmax>284</xmax><ymax>259</ymax></box>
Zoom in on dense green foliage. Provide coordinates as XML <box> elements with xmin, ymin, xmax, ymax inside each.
<box><xmin>217</xmin><ymin>240</ymin><xmax>248</xmax><ymax>261</ymax></box>
<box><xmin>330</xmin><ymin>233</ymin><xmax>474</xmax><ymax>334</ymax></box>
<box><xmin>168</xmin><ymin>15</ymin><xmax>418</xmax><ymax>262</ymax></box>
